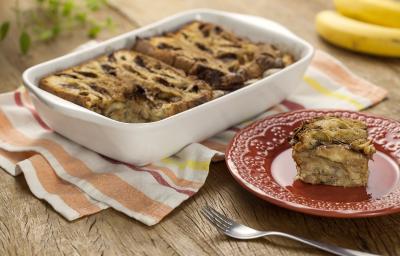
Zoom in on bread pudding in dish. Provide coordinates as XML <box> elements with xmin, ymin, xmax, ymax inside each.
<box><xmin>290</xmin><ymin>117</ymin><xmax>376</xmax><ymax>187</ymax></box>
<box><xmin>39</xmin><ymin>21</ymin><xmax>294</xmax><ymax>123</ymax></box>
<box><xmin>40</xmin><ymin>50</ymin><xmax>212</xmax><ymax>122</ymax></box>
<box><xmin>135</xmin><ymin>21</ymin><xmax>293</xmax><ymax>90</ymax></box>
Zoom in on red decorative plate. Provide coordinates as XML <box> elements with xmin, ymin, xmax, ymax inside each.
<box><xmin>226</xmin><ymin>110</ymin><xmax>400</xmax><ymax>218</ymax></box>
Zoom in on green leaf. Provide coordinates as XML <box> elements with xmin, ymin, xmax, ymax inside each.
<box><xmin>19</xmin><ymin>31</ymin><xmax>31</xmax><ymax>55</ymax></box>
<box><xmin>49</xmin><ymin>0</ymin><xmax>60</xmax><ymax>14</ymax></box>
<box><xmin>105</xmin><ymin>17</ymin><xmax>113</xmax><ymax>27</ymax></box>
<box><xmin>49</xmin><ymin>0</ymin><xmax>61</xmax><ymax>7</ymax></box>
<box><xmin>75</xmin><ymin>13</ymin><xmax>87</xmax><ymax>23</ymax></box>
<box><xmin>38</xmin><ymin>29</ymin><xmax>53</xmax><ymax>41</ymax></box>
<box><xmin>62</xmin><ymin>0</ymin><xmax>74</xmax><ymax>16</ymax></box>
<box><xmin>85</xmin><ymin>0</ymin><xmax>106</xmax><ymax>11</ymax></box>
<box><xmin>38</xmin><ymin>24</ymin><xmax>60</xmax><ymax>41</ymax></box>
<box><xmin>88</xmin><ymin>25</ymin><xmax>101</xmax><ymax>38</ymax></box>
<box><xmin>52</xmin><ymin>24</ymin><xmax>61</xmax><ymax>37</ymax></box>
<box><xmin>0</xmin><ymin>21</ymin><xmax>10</xmax><ymax>41</ymax></box>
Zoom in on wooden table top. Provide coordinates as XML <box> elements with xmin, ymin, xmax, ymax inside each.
<box><xmin>0</xmin><ymin>0</ymin><xmax>399</xmax><ymax>255</ymax></box>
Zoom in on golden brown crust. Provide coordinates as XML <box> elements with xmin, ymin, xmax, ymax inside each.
<box><xmin>290</xmin><ymin>116</ymin><xmax>375</xmax><ymax>158</ymax></box>
<box><xmin>134</xmin><ymin>21</ymin><xmax>294</xmax><ymax>90</ymax></box>
<box><xmin>39</xmin><ymin>50</ymin><xmax>212</xmax><ymax>122</ymax></box>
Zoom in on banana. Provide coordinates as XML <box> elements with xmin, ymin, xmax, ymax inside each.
<box><xmin>315</xmin><ymin>10</ymin><xmax>400</xmax><ymax>57</ymax></box>
<box><xmin>334</xmin><ymin>0</ymin><xmax>400</xmax><ymax>28</ymax></box>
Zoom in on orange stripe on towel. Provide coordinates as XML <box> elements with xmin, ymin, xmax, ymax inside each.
<box><xmin>0</xmin><ymin>110</ymin><xmax>172</xmax><ymax>220</ymax></box>
<box><xmin>311</xmin><ymin>51</ymin><xmax>387</xmax><ymax>104</ymax></box>
<box><xmin>0</xmin><ymin>148</ymin><xmax>34</xmax><ymax>164</ymax></box>
<box><xmin>29</xmin><ymin>155</ymin><xmax>102</xmax><ymax>216</ymax></box>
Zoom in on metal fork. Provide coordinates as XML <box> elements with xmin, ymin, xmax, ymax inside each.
<box><xmin>201</xmin><ymin>206</ymin><xmax>379</xmax><ymax>256</ymax></box>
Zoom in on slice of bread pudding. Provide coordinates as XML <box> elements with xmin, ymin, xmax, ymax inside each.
<box><xmin>290</xmin><ymin>116</ymin><xmax>376</xmax><ymax>187</ymax></box>
<box><xmin>39</xmin><ymin>50</ymin><xmax>212</xmax><ymax>122</ymax></box>
<box><xmin>135</xmin><ymin>21</ymin><xmax>293</xmax><ymax>90</ymax></box>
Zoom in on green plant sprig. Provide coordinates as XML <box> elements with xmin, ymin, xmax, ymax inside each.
<box><xmin>0</xmin><ymin>0</ymin><xmax>114</xmax><ymax>55</ymax></box>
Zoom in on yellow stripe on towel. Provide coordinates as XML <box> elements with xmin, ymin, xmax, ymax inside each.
<box><xmin>303</xmin><ymin>76</ymin><xmax>364</xmax><ymax>110</ymax></box>
<box><xmin>161</xmin><ymin>158</ymin><xmax>210</xmax><ymax>171</ymax></box>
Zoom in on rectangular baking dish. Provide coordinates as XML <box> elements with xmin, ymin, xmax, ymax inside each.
<box><xmin>22</xmin><ymin>9</ymin><xmax>314</xmax><ymax>165</ymax></box>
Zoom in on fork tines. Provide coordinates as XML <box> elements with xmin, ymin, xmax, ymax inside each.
<box><xmin>201</xmin><ymin>206</ymin><xmax>234</xmax><ymax>232</ymax></box>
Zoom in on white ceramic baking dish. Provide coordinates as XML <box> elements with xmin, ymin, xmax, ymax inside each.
<box><xmin>22</xmin><ymin>9</ymin><xmax>314</xmax><ymax>165</ymax></box>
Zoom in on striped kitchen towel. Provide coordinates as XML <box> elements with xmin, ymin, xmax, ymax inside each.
<box><xmin>0</xmin><ymin>50</ymin><xmax>387</xmax><ymax>225</ymax></box>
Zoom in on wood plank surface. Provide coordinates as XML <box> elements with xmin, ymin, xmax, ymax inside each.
<box><xmin>0</xmin><ymin>0</ymin><xmax>399</xmax><ymax>255</ymax></box>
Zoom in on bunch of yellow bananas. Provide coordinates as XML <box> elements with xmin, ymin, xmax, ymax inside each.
<box><xmin>316</xmin><ymin>0</ymin><xmax>400</xmax><ymax>57</ymax></box>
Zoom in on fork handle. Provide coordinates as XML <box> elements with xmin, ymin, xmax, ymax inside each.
<box><xmin>267</xmin><ymin>231</ymin><xmax>379</xmax><ymax>256</ymax></box>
